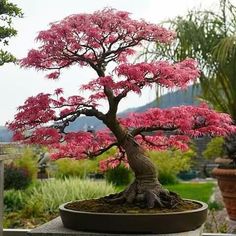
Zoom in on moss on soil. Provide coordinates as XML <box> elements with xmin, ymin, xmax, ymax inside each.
<box><xmin>65</xmin><ymin>197</ymin><xmax>201</xmax><ymax>214</ymax></box>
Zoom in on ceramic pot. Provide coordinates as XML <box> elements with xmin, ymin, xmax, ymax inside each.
<box><xmin>212</xmin><ymin>167</ymin><xmax>236</xmax><ymax>221</ymax></box>
<box><xmin>59</xmin><ymin>199</ymin><xmax>208</xmax><ymax>235</ymax></box>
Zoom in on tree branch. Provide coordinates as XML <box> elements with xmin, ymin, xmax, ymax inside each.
<box><xmin>140</xmin><ymin>134</ymin><xmax>168</xmax><ymax>149</ymax></box>
<box><xmin>53</xmin><ymin>107</ymin><xmax>105</xmax><ymax>133</ymax></box>
<box><xmin>131</xmin><ymin>126</ymin><xmax>178</xmax><ymax>137</ymax></box>
<box><xmin>85</xmin><ymin>142</ymin><xmax>118</xmax><ymax>158</ymax></box>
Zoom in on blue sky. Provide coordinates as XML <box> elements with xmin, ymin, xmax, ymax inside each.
<box><xmin>0</xmin><ymin>0</ymin><xmax>219</xmax><ymax>125</ymax></box>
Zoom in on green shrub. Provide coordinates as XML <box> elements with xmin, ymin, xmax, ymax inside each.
<box><xmin>15</xmin><ymin>146</ymin><xmax>38</xmax><ymax>180</ymax></box>
<box><xmin>53</xmin><ymin>158</ymin><xmax>96</xmax><ymax>179</ymax></box>
<box><xmin>203</xmin><ymin>137</ymin><xmax>224</xmax><ymax>159</ymax></box>
<box><xmin>53</xmin><ymin>148</ymin><xmax>117</xmax><ymax>179</ymax></box>
<box><xmin>149</xmin><ymin>149</ymin><xmax>194</xmax><ymax>185</ymax></box>
<box><xmin>177</xmin><ymin>170</ymin><xmax>198</xmax><ymax>180</ymax></box>
<box><xmin>4</xmin><ymin>163</ymin><xmax>32</xmax><ymax>190</ymax></box>
<box><xmin>208</xmin><ymin>200</ymin><xmax>224</xmax><ymax>210</ymax></box>
<box><xmin>105</xmin><ymin>165</ymin><xmax>133</xmax><ymax>186</ymax></box>
<box><xmin>28</xmin><ymin>178</ymin><xmax>116</xmax><ymax>212</ymax></box>
<box><xmin>21</xmin><ymin>198</ymin><xmax>44</xmax><ymax>218</ymax></box>
<box><xmin>3</xmin><ymin>178</ymin><xmax>116</xmax><ymax>228</ymax></box>
<box><xmin>4</xmin><ymin>190</ymin><xmax>26</xmax><ymax>212</ymax></box>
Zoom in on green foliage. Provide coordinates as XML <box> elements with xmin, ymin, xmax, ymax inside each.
<box><xmin>177</xmin><ymin>170</ymin><xmax>198</xmax><ymax>181</ymax></box>
<box><xmin>203</xmin><ymin>137</ymin><xmax>225</xmax><ymax>159</ymax></box>
<box><xmin>27</xmin><ymin>178</ymin><xmax>116</xmax><ymax>212</ymax></box>
<box><xmin>3</xmin><ymin>178</ymin><xmax>116</xmax><ymax>227</ymax></box>
<box><xmin>53</xmin><ymin>158</ymin><xmax>99</xmax><ymax>179</ymax></box>
<box><xmin>15</xmin><ymin>146</ymin><xmax>38</xmax><ymax>180</ymax></box>
<box><xmin>208</xmin><ymin>200</ymin><xmax>224</xmax><ymax>210</ymax></box>
<box><xmin>0</xmin><ymin>0</ymin><xmax>23</xmax><ymax>65</ymax></box>
<box><xmin>166</xmin><ymin>182</ymin><xmax>215</xmax><ymax>203</ymax></box>
<box><xmin>105</xmin><ymin>165</ymin><xmax>133</xmax><ymax>186</ymax></box>
<box><xmin>4</xmin><ymin>163</ymin><xmax>31</xmax><ymax>190</ymax></box>
<box><xmin>4</xmin><ymin>190</ymin><xmax>26</xmax><ymax>212</ymax></box>
<box><xmin>53</xmin><ymin>148</ymin><xmax>116</xmax><ymax>179</ymax></box>
<box><xmin>20</xmin><ymin>198</ymin><xmax>44</xmax><ymax>218</ymax></box>
<box><xmin>149</xmin><ymin>149</ymin><xmax>194</xmax><ymax>185</ymax></box>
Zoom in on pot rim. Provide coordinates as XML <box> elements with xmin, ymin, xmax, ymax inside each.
<box><xmin>59</xmin><ymin>199</ymin><xmax>208</xmax><ymax>216</ymax></box>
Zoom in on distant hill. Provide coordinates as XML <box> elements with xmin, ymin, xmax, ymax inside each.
<box><xmin>0</xmin><ymin>126</ymin><xmax>13</xmax><ymax>142</ymax></box>
<box><xmin>0</xmin><ymin>85</ymin><xmax>201</xmax><ymax>141</ymax></box>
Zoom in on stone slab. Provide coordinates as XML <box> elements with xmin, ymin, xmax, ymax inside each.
<box><xmin>3</xmin><ymin>229</ymin><xmax>29</xmax><ymax>236</ymax></box>
<box><xmin>28</xmin><ymin>217</ymin><xmax>206</xmax><ymax>236</ymax></box>
<box><xmin>28</xmin><ymin>217</ymin><xmax>152</xmax><ymax>236</ymax></box>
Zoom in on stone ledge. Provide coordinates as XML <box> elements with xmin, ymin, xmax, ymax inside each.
<box><xmin>3</xmin><ymin>229</ymin><xmax>29</xmax><ymax>236</ymax></box>
<box><xmin>27</xmin><ymin>217</ymin><xmax>234</xmax><ymax>236</ymax></box>
<box><xmin>28</xmin><ymin>217</ymin><xmax>164</xmax><ymax>236</ymax></box>
<box><xmin>28</xmin><ymin>217</ymin><xmax>122</xmax><ymax>236</ymax></box>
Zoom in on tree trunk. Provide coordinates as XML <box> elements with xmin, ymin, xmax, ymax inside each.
<box><xmin>104</xmin><ymin>121</ymin><xmax>182</xmax><ymax>208</ymax></box>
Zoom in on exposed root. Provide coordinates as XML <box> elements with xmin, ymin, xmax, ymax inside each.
<box><xmin>104</xmin><ymin>179</ymin><xmax>182</xmax><ymax>209</ymax></box>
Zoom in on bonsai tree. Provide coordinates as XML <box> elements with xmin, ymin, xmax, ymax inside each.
<box><xmin>9</xmin><ymin>9</ymin><xmax>236</xmax><ymax>208</ymax></box>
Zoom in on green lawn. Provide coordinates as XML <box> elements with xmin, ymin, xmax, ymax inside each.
<box><xmin>165</xmin><ymin>182</ymin><xmax>215</xmax><ymax>203</ymax></box>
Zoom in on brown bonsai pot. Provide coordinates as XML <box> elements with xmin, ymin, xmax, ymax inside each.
<box><xmin>212</xmin><ymin>167</ymin><xmax>236</xmax><ymax>221</ymax></box>
<box><xmin>59</xmin><ymin>199</ymin><xmax>207</xmax><ymax>234</ymax></box>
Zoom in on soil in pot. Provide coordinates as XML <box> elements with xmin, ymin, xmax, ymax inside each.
<box><xmin>60</xmin><ymin>196</ymin><xmax>208</xmax><ymax>234</ymax></box>
<box><xmin>65</xmin><ymin>197</ymin><xmax>201</xmax><ymax>214</ymax></box>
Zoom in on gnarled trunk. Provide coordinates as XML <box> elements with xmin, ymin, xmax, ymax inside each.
<box><xmin>104</xmin><ymin>120</ymin><xmax>182</xmax><ymax>208</ymax></box>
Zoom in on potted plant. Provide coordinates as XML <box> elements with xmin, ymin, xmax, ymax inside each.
<box><xmin>8</xmin><ymin>8</ymin><xmax>236</xmax><ymax>234</ymax></box>
<box><xmin>212</xmin><ymin>135</ymin><xmax>236</xmax><ymax>221</ymax></box>
<box><xmin>203</xmin><ymin>137</ymin><xmax>236</xmax><ymax>220</ymax></box>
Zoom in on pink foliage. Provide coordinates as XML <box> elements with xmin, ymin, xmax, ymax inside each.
<box><xmin>99</xmin><ymin>157</ymin><xmax>129</xmax><ymax>172</ymax></box>
<box><xmin>81</xmin><ymin>59</ymin><xmax>199</xmax><ymax>100</ymax></box>
<box><xmin>50</xmin><ymin>130</ymin><xmax>116</xmax><ymax>160</ymax></box>
<box><xmin>120</xmin><ymin>105</ymin><xmax>235</xmax><ymax>137</ymax></box>
<box><xmin>20</xmin><ymin>8</ymin><xmax>175</xmax><ymax>78</ymax></box>
<box><xmin>9</xmin><ymin>8</ymin><xmax>236</xmax><ymax>172</ymax></box>
<box><xmin>9</xmin><ymin>93</ymin><xmax>56</xmax><ymax>131</ymax></box>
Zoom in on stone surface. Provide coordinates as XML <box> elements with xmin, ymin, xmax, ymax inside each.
<box><xmin>205</xmin><ymin>186</ymin><xmax>236</xmax><ymax>234</ymax></box>
<box><xmin>28</xmin><ymin>217</ymin><xmax>203</xmax><ymax>236</ymax></box>
<box><xmin>3</xmin><ymin>229</ymin><xmax>29</xmax><ymax>236</ymax></box>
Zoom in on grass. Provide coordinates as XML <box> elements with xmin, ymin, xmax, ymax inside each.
<box><xmin>26</xmin><ymin>178</ymin><xmax>116</xmax><ymax>212</ymax></box>
<box><xmin>3</xmin><ymin>178</ymin><xmax>116</xmax><ymax>228</ymax></box>
<box><xmin>166</xmin><ymin>182</ymin><xmax>215</xmax><ymax>203</ymax></box>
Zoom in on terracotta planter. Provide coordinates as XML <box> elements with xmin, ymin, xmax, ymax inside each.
<box><xmin>59</xmin><ymin>200</ymin><xmax>207</xmax><ymax>235</ymax></box>
<box><xmin>212</xmin><ymin>167</ymin><xmax>236</xmax><ymax>221</ymax></box>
